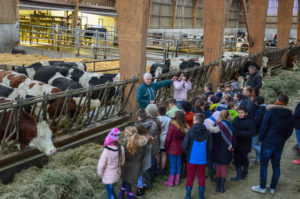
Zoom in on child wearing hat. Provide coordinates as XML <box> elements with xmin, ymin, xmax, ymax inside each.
<box><xmin>97</xmin><ymin>128</ymin><xmax>125</xmax><ymax>199</ymax></box>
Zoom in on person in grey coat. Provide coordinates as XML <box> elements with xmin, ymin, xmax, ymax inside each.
<box><xmin>246</xmin><ymin>65</ymin><xmax>262</xmax><ymax>96</ymax></box>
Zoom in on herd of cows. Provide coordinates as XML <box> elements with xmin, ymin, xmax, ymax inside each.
<box><xmin>0</xmin><ymin>61</ymin><xmax>120</xmax><ymax>156</ymax></box>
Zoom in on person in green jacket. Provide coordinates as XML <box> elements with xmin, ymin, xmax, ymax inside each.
<box><xmin>137</xmin><ymin>73</ymin><xmax>177</xmax><ymax>109</ymax></box>
<box><xmin>228</xmin><ymin>101</ymin><xmax>238</xmax><ymax>123</ymax></box>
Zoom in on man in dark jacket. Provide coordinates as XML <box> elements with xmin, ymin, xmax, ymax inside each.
<box><xmin>246</xmin><ymin>65</ymin><xmax>262</xmax><ymax>96</ymax></box>
<box><xmin>251</xmin><ymin>94</ymin><xmax>294</xmax><ymax>194</ymax></box>
<box><xmin>231</xmin><ymin>106</ymin><xmax>256</xmax><ymax>181</ymax></box>
<box><xmin>292</xmin><ymin>102</ymin><xmax>300</xmax><ymax>164</ymax></box>
<box><xmin>182</xmin><ymin>113</ymin><xmax>213</xmax><ymax>199</ymax></box>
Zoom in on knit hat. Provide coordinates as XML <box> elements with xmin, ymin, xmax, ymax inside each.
<box><xmin>210</xmin><ymin>95</ymin><xmax>220</xmax><ymax>104</ymax></box>
<box><xmin>216</xmin><ymin>92</ymin><xmax>223</xmax><ymax>99</ymax></box>
<box><xmin>104</xmin><ymin>128</ymin><xmax>121</xmax><ymax>146</ymax></box>
<box><xmin>145</xmin><ymin>104</ymin><xmax>158</xmax><ymax>118</ymax></box>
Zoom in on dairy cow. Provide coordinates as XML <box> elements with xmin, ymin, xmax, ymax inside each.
<box><xmin>0</xmin><ymin>98</ymin><xmax>56</xmax><ymax>155</ymax></box>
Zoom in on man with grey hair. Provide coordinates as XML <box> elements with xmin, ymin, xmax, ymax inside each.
<box><xmin>137</xmin><ymin>72</ymin><xmax>177</xmax><ymax>109</ymax></box>
<box><xmin>246</xmin><ymin>65</ymin><xmax>262</xmax><ymax>96</ymax></box>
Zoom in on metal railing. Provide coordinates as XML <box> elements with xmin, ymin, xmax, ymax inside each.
<box><xmin>0</xmin><ymin>78</ymin><xmax>137</xmax><ymax>154</ymax></box>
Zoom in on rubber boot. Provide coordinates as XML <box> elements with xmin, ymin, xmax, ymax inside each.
<box><xmin>199</xmin><ymin>186</ymin><xmax>205</xmax><ymax>199</ymax></box>
<box><xmin>215</xmin><ymin>177</ymin><xmax>220</xmax><ymax>192</ymax></box>
<box><xmin>119</xmin><ymin>186</ymin><xmax>125</xmax><ymax>199</ymax></box>
<box><xmin>174</xmin><ymin>174</ymin><xmax>181</xmax><ymax>185</ymax></box>
<box><xmin>231</xmin><ymin>168</ymin><xmax>243</xmax><ymax>181</ymax></box>
<box><xmin>242</xmin><ymin>166</ymin><xmax>248</xmax><ymax>178</ymax></box>
<box><xmin>219</xmin><ymin>178</ymin><xmax>226</xmax><ymax>193</ymax></box>
<box><xmin>163</xmin><ymin>175</ymin><xmax>175</xmax><ymax>187</ymax></box>
<box><xmin>184</xmin><ymin>186</ymin><xmax>192</xmax><ymax>199</ymax></box>
<box><xmin>208</xmin><ymin>168</ymin><xmax>215</xmax><ymax>182</ymax></box>
<box><xmin>135</xmin><ymin>188</ymin><xmax>144</xmax><ymax>198</ymax></box>
<box><xmin>127</xmin><ymin>192</ymin><xmax>134</xmax><ymax>199</ymax></box>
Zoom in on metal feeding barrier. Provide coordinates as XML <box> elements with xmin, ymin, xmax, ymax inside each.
<box><xmin>0</xmin><ymin>78</ymin><xmax>137</xmax><ymax>154</ymax></box>
<box><xmin>153</xmin><ymin>63</ymin><xmax>217</xmax><ymax>104</ymax></box>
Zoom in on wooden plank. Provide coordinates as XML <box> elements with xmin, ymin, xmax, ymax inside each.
<box><xmin>240</xmin><ymin>0</ymin><xmax>253</xmax><ymax>47</ymax></box>
<box><xmin>16</xmin><ymin>0</ymin><xmax>19</xmax><ymax>20</ymax></box>
<box><xmin>298</xmin><ymin>0</ymin><xmax>300</xmax><ymax>44</ymax></box>
<box><xmin>192</xmin><ymin>0</ymin><xmax>198</xmax><ymax>28</ymax></box>
<box><xmin>0</xmin><ymin>0</ymin><xmax>16</xmax><ymax>24</ymax></box>
<box><xmin>148</xmin><ymin>0</ymin><xmax>152</xmax><ymax>28</ymax></box>
<box><xmin>172</xmin><ymin>0</ymin><xmax>178</xmax><ymax>28</ymax></box>
<box><xmin>73</xmin><ymin>0</ymin><xmax>79</xmax><ymax>28</ymax></box>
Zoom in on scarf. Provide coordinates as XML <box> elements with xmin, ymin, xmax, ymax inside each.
<box><xmin>216</xmin><ymin>120</ymin><xmax>233</xmax><ymax>151</ymax></box>
<box><xmin>275</xmin><ymin>101</ymin><xmax>287</xmax><ymax>106</ymax></box>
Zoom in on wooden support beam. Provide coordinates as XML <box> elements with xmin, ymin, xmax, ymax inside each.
<box><xmin>240</xmin><ymin>0</ymin><xmax>253</xmax><ymax>46</ymax></box>
<box><xmin>0</xmin><ymin>0</ymin><xmax>16</xmax><ymax>24</ymax></box>
<box><xmin>148</xmin><ymin>0</ymin><xmax>152</xmax><ymax>28</ymax></box>
<box><xmin>277</xmin><ymin>0</ymin><xmax>294</xmax><ymax>68</ymax></box>
<box><xmin>298</xmin><ymin>0</ymin><xmax>300</xmax><ymax>44</ymax></box>
<box><xmin>172</xmin><ymin>0</ymin><xmax>178</xmax><ymax>28</ymax></box>
<box><xmin>203</xmin><ymin>0</ymin><xmax>227</xmax><ymax>89</ymax></box>
<box><xmin>192</xmin><ymin>0</ymin><xmax>198</xmax><ymax>28</ymax></box>
<box><xmin>16</xmin><ymin>0</ymin><xmax>19</xmax><ymax>20</ymax></box>
<box><xmin>117</xmin><ymin>0</ymin><xmax>149</xmax><ymax>120</ymax></box>
<box><xmin>248</xmin><ymin>0</ymin><xmax>269</xmax><ymax>62</ymax></box>
<box><xmin>73</xmin><ymin>0</ymin><xmax>80</xmax><ymax>28</ymax></box>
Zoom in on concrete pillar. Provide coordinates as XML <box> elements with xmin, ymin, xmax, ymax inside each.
<box><xmin>117</xmin><ymin>0</ymin><xmax>149</xmax><ymax>120</ymax></box>
<box><xmin>277</xmin><ymin>0</ymin><xmax>294</xmax><ymax>68</ymax></box>
<box><xmin>203</xmin><ymin>0</ymin><xmax>227</xmax><ymax>89</ymax></box>
<box><xmin>297</xmin><ymin>0</ymin><xmax>300</xmax><ymax>44</ymax></box>
<box><xmin>248</xmin><ymin>0</ymin><xmax>269</xmax><ymax>58</ymax></box>
<box><xmin>0</xmin><ymin>0</ymin><xmax>17</xmax><ymax>53</ymax></box>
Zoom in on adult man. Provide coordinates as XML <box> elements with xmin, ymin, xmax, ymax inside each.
<box><xmin>137</xmin><ymin>73</ymin><xmax>177</xmax><ymax>109</ymax></box>
<box><xmin>251</xmin><ymin>94</ymin><xmax>294</xmax><ymax>194</ymax></box>
<box><xmin>246</xmin><ymin>65</ymin><xmax>262</xmax><ymax>96</ymax></box>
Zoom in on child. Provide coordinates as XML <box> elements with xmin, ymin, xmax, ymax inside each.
<box><xmin>157</xmin><ymin>106</ymin><xmax>171</xmax><ymax>175</ymax></box>
<box><xmin>223</xmin><ymin>84</ymin><xmax>233</xmax><ymax>97</ymax></box>
<box><xmin>182</xmin><ymin>101</ymin><xmax>194</xmax><ymax>128</ymax></box>
<box><xmin>208</xmin><ymin>110</ymin><xmax>233</xmax><ymax>193</ymax></box>
<box><xmin>119</xmin><ymin>126</ymin><xmax>149</xmax><ymax>199</ymax></box>
<box><xmin>204</xmin><ymin>82</ymin><xmax>214</xmax><ymax>98</ymax></box>
<box><xmin>216</xmin><ymin>95</ymin><xmax>232</xmax><ymax>111</ymax></box>
<box><xmin>251</xmin><ymin>96</ymin><xmax>266</xmax><ymax>163</ymax></box>
<box><xmin>182</xmin><ymin>113</ymin><xmax>213</xmax><ymax>199</ymax></box>
<box><xmin>97</xmin><ymin>128</ymin><xmax>125</xmax><ymax>199</ymax></box>
<box><xmin>227</xmin><ymin>101</ymin><xmax>238</xmax><ymax>122</ymax></box>
<box><xmin>240</xmin><ymin>86</ymin><xmax>257</xmax><ymax>118</ymax></box>
<box><xmin>231</xmin><ymin>106</ymin><xmax>256</xmax><ymax>181</ymax></box>
<box><xmin>164</xmin><ymin>111</ymin><xmax>189</xmax><ymax>187</ymax></box>
<box><xmin>173</xmin><ymin>72</ymin><xmax>192</xmax><ymax>109</ymax></box>
<box><xmin>234</xmin><ymin>92</ymin><xmax>243</xmax><ymax>107</ymax></box>
<box><xmin>166</xmin><ymin>98</ymin><xmax>181</xmax><ymax>118</ymax></box>
<box><xmin>208</xmin><ymin>95</ymin><xmax>221</xmax><ymax>111</ymax></box>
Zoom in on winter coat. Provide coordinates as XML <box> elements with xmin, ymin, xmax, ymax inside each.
<box><xmin>294</xmin><ymin>102</ymin><xmax>300</xmax><ymax>130</ymax></box>
<box><xmin>173</xmin><ymin>80</ymin><xmax>192</xmax><ymax>101</ymax></box>
<box><xmin>166</xmin><ymin>107</ymin><xmax>181</xmax><ymax>118</ymax></box>
<box><xmin>121</xmin><ymin>135</ymin><xmax>148</xmax><ymax>185</ymax></box>
<box><xmin>228</xmin><ymin>109</ymin><xmax>238</xmax><ymax>122</ymax></box>
<box><xmin>192</xmin><ymin>107</ymin><xmax>212</xmax><ymax>119</ymax></box>
<box><xmin>182</xmin><ymin>123</ymin><xmax>213</xmax><ymax>165</ymax></box>
<box><xmin>208</xmin><ymin>121</ymin><xmax>232</xmax><ymax>165</ymax></box>
<box><xmin>205</xmin><ymin>91</ymin><xmax>215</xmax><ymax>98</ymax></box>
<box><xmin>137</xmin><ymin>80</ymin><xmax>172</xmax><ymax>109</ymax></box>
<box><xmin>246</xmin><ymin>72</ymin><xmax>262</xmax><ymax>95</ymax></box>
<box><xmin>254</xmin><ymin>104</ymin><xmax>266</xmax><ymax>130</ymax></box>
<box><xmin>164</xmin><ymin>120</ymin><xmax>188</xmax><ymax>155</ymax></box>
<box><xmin>259</xmin><ymin>104</ymin><xmax>294</xmax><ymax>147</ymax></box>
<box><xmin>240</xmin><ymin>96</ymin><xmax>257</xmax><ymax>118</ymax></box>
<box><xmin>157</xmin><ymin>115</ymin><xmax>171</xmax><ymax>149</ymax></box>
<box><xmin>232</xmin><ymin>116</ymin><xmax>257</xmax><ymax>153</ymax></box>
<box><xmin>97</xmin><ymin>145</ymin><xmax>125</xmax><ymax>184</ymax></box>
<box><xmin>184</xmin><ymin>112</ymin><xmax>194</xmax><ymax>128</ymax></box>
<box><xmin>216</xmin><ymin>103</ymin><xmax>228</xmax><ymax>111</ymax></box>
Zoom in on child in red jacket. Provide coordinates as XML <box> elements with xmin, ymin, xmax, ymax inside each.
<box><xmin>182</xmin><ymin>101</ymin><xmax>194</xmax><ymax>128</ymax></box>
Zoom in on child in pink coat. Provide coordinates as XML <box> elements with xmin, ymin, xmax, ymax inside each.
<box><xmin>97</xmin><ymin>128</ymin><xmax>125</xmax><ymax>199</ymax></box>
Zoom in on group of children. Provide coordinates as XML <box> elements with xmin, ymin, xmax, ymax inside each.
<box><xmin>96</xmin><ymin>81</ymin><xmax>276</xmax><ymax>199</ymax></box>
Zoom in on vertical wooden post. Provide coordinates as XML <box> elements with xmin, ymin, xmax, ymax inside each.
<box><xmin>297</xmin><ymin>0</ymin><xmax>300</xmax><ymax>44</ymax></box>
<box><xmin>172</xmin><ymin>0</ymin><xmax>178</xmax><ymax>28</ymax></box>
<box><xmin>148</xmin><ymin>0</ymin><xmax>152</xmax><ymax>28</ymax></box>
<box><xmin>16</xmin><ymin>0</ymin><xmax>19</xmax><ymax>20</ymax></box>
<box><xmin>192</xmin><ymin>0</ymin><xmax>198</xmax><ymax>28</ymax></box>
<box><xmin>248</xmin><ymin>0</ymin><xmax>269</xmax><ymax>62</ymax></box>
<box><xmin>74</xmin><ymin>0</ymin><xmax>80</xmax><ymax>28</ymax></box>
<box><xmin>203</xmin><ymin>0</ymin><xmax>227</xmax><ymax>89</ymax></box>
<box><xmin>117</xmin><ymin>0</ymin><xmax>149</xmax><ymax>120</ymax></box>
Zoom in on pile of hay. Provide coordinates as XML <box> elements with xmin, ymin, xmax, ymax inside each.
<box><xmin>0</xmin><ymin>143</ymin><xmax>113</xmax><ymax>199</ymax></box>
<box><xmin>260</xmin><ymin>70</ymin><xmax>300</xmax><ymax>104</ymax></box>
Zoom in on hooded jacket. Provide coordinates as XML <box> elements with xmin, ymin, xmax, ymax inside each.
<box><xmin>232</xmin><ymin>116</ymin><xmax>257</xmax><ymax>153</ymax></box>
<box><xmin>164</xmin><ymin>120</ymin><xmax>188</xmax><ymax>155</ymax></box>
<box><xmin>182</xmin><ymin>123</ymin><xmax>213</xmax><ymax>164</ymax></box>
<box><xmin>259</xmin><ymin>104</ymin><xmax>294</xmax><ymax>147</ymax></box>
<box><xmin>254</xmin><ymin>104</ymin><xmax>266</xmax><ymax>130</ymax></box>
<box><xmin>157</xmin><ymin>115</ymin><xmax>171</xmax><ymax>149</ymax></box>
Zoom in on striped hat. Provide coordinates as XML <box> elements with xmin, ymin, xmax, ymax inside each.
<box><xmin>104</xmin><ymin>128</ymin><xmax>121</xmax><ymax>146</ymax></box>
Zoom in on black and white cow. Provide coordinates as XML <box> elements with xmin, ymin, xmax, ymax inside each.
<box><xmin>30</xmin><ymin>61</ymin><xmax>86</xmax><ymax>71</ymax></box>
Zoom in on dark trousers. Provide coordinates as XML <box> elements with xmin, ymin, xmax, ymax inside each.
<box><xmin>186</xmin><ymin>163</ymin><xmax>206</xmax><ymax>187</ymax></box>
<box><xmin>260</xmin><ymin>144</ymin><xmax>283</xmax><ymax>189</ymax></box>
<box><xmin>233</xmin><ymin>150</ymin><xmax>249</xmax><ymax>168</ymax></box>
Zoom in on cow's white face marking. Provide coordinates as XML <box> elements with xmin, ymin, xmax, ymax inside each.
<box><xmin>262</xmin><ymin>56</ymin><xmax>269</xmax><ymax>68</ymax></box>
<box><xmin>154</xmin><ymin>67</ymin><xmax>163</xmax><ymax>82</ymax></box>
<box><xmin>169</xmin><ymin>57</ymin><xmax>181</xmax><ymax>71</ymax></box>
<box><xmin>29</xmin><ymin>121</ymin><xmax>56</xmax><ymax>156</ymax></box>
<box><xmin>113</xmin><ymin>73</ymin><xmax>120</xmax><ymax>82</ymax></box>
<box><xmin>75</xmin><ymin>62</ymin><xmax>86</xmax><ymax>71</ymax></box>
<box><xmin>26</xmin><ymin>68</ymin><xmax>36</xmax><ymax>79</ymax></box>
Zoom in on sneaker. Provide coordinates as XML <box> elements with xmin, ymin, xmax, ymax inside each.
<box><xmin>251</xmin><ymin>185</ymin><xmax>266</xmax><ymax>194</ymax></box>
<box><xmin>267</xmin><ymin>184</ymin><xmax>275</xmax><ymax>194</ymax></box>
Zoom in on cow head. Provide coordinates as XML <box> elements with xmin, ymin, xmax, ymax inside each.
<box><xmin>29</xmin><ymin>120</ymin><xmax>56</xmax><ymax>156</ymax></box>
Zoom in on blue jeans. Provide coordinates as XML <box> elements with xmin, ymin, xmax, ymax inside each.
<box><xmin>260</xmin><ymin>144</ymin><xmax>283</xmax><ymax>189</ymax></box>
<box><xmin>168</xmin><ymin>154</ymin><xmax>182</xmax><ymax>175</ymax></box>
<box><xmin>295</xmin><ymin>129</ymin><xmax>300</xmax><ymax>149</ymax></box>
<box><xmin>252</xmin><ymin>135</ymin><xmax>261</xmax><ymax>161</ymax></box>
<box><xmin>105</xmin><ymin>184</ymin><xmax>116</xmax><ymax>199</ymax></box>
